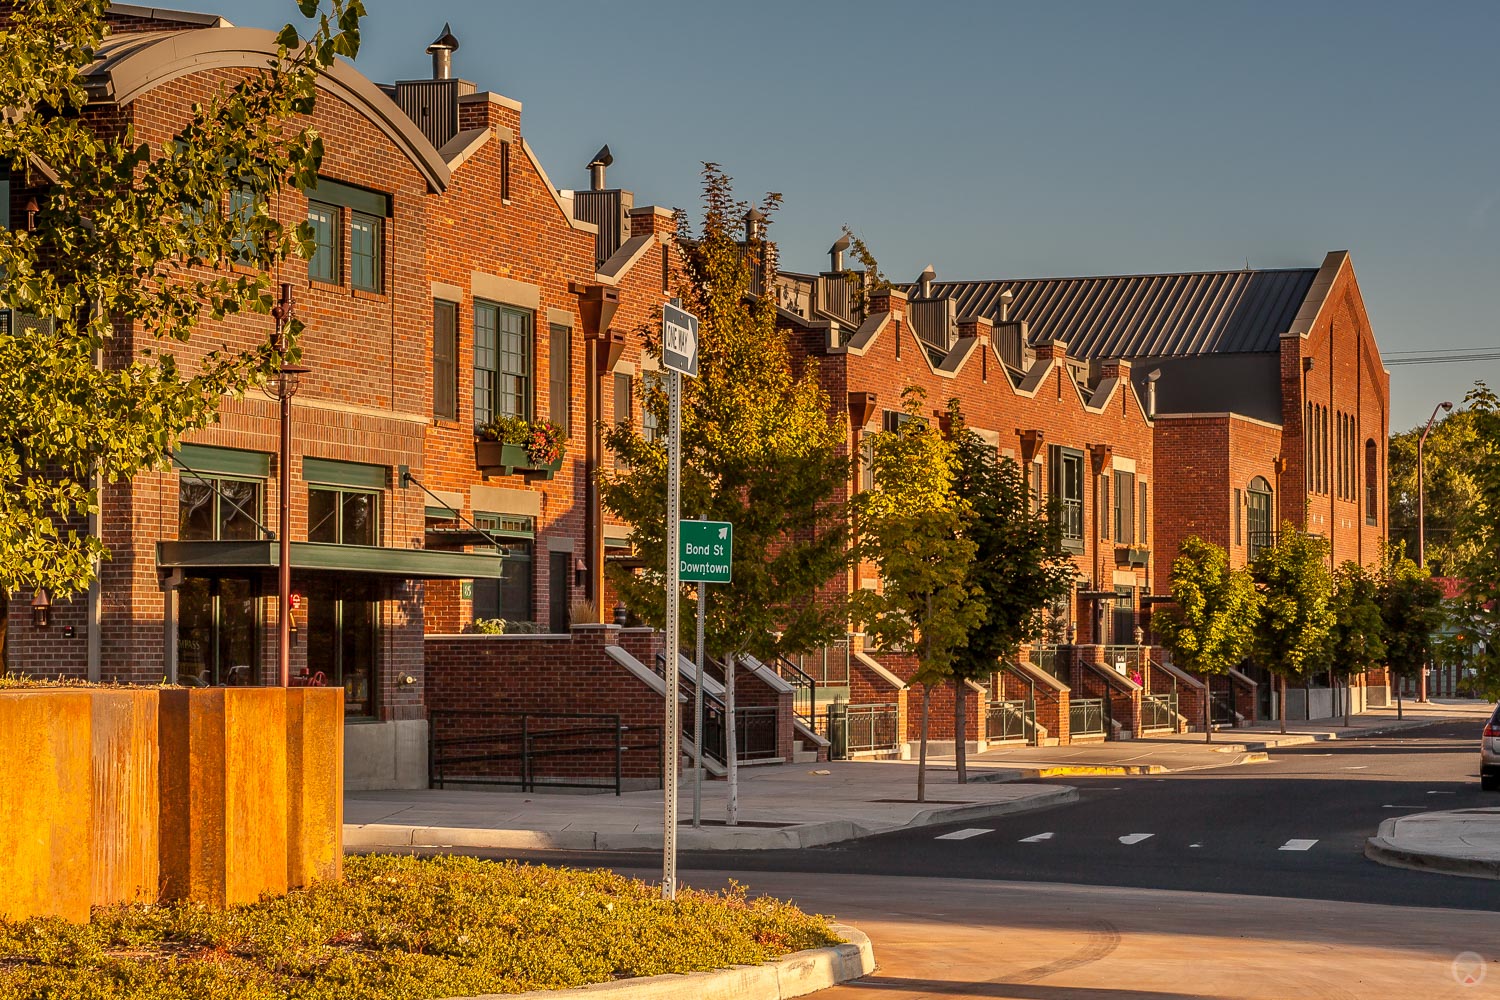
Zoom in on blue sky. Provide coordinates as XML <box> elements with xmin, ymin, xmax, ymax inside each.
<box><xmin>167</xmin><ymin>0</ymin><xmax>1498</xmax><ymax>430</ymax></box>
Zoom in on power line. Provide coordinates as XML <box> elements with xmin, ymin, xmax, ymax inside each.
<box><xmin>1383</xmin><ymin>352</ymin><xmax>1500</xmax><ymax>367</ymax></box>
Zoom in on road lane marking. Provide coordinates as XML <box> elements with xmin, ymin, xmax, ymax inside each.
<box><xmin>1383</xmin><ymin>805</ymin><xmax>1429</xmax><ymax>809</ymax></box>
<box><xmin>1279</xmin><ymin>839</ymin><xmax>1318</xmax><ymax>851</ymax></box>
<box><xmin>1345</xmin><ymin>765</ymin><xmax>1368</xmax><ymax>769</ymax></box>
<box><xmin>1428</xmin><ymin>790</ymin><xmax>1457</xmax><ymax>795</ymax></box>
<box><xmin>1118</xmin><ymin>833</ymin><xmax>1154</xmax><ymax>845</ymax></box>
<box><xmin>1019</xmin><ymin>832</ymin><xmax>1054</xmax><ymax>843</ymax></box>
<box><xmin>935</xmin><ymin>828</ymin><xmax>993</xmax><ymax>841</ymax></box>
<box><xmin>1189</xmin><ymin>843</ymin><xmax>1202</xmax><ymax>848</ymax></box>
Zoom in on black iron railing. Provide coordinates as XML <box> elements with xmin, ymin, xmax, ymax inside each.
<box><xmin>987</xmin><ymin>699</ymin><xmax>1034</xmax><ymax>742</ymax></box>
<box><xmin>772</xmin><ymin>653</ymin><xmax>818</xmax><ymax>731</ymax></box>
<box><xmin>427</xmin><ymin>710</ymin><xmax>662</xmax><ymax>794</ymax></box>
<box><xmin>1070</xmin><ymin>698</ymin><xmax>1107</xmax><ymax>737</ymax></box>
<box><xmin>1102</xmin><ymin>645</ymin><xmax>1142</xmax><ymax>672</ymax></box>
<box><xmin>656</xmin><ymin>653</ymin><xmax>727</xmax><ymax>767</ymax></box>
<box><xmin>820</xmin><ymin>702</ymin><xmax>900</xmax><ymax>758</ymax></box>
<box><xmin>736</xmin><ymin>705</ymin><xmax>780</xmax><ymax>761</ymax></box>
<box><xmin>789</xmin><ymin>640</ymin><xmax>852</xmax><ymax>686</ymax></box>
<box><xmin>1142</xmin><ymin>692</ymin><xmax>1179</xmax><ymax>732</ymax></box>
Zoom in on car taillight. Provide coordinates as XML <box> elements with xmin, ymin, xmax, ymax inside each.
<box><xmin>1486</xmin><ymin>724</ymin><xmax>1499</xmax><ymax>738</ymax></box>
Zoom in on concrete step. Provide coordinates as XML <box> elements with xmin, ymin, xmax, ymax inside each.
<box><xmin>792</xmin><ymin>750</ymin><xmax>818</xmax><ymax>764</ymax></box>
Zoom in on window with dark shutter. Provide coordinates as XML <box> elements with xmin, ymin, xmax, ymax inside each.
<box><xmin>433</xmin><ymin>300</ymin><xmax>457</xmax><ymax>420</ymax></box>
<box><xmin>1114</xmin><ymin>470</ymin><xmax>1135</xmax><ymax>545</ymax></box>
<box><xmin>1138</xmin><ymin>480</ymin><xmax>1148</xmax><ymax>544</ymax></box>
<box><xmin>548</xmin><ymin>323</ymin><xmax>570</xmax><ymax>434</ymax></box>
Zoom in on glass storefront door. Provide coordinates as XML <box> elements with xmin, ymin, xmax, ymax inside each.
<box><xmin>304</xmin><ymin>579</ymin><xmax>380</xmax><ymax>718</ymax></box>
<box><xmin>177</xmin><ymin>576</ymin><xmax>260</xmax><ymax>686</ymax></box>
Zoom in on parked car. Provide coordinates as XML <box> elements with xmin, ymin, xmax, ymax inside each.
<box><xmin>1481</xmin><ymin>706</ymin><xmax>1500</xmax><ymax>791</ymax></box>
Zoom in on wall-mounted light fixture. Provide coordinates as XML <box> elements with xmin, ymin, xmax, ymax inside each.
<box><xmin>31</xmin><ymin>590</ymin><xmax>52</xmax><ymax>629</ymax></box>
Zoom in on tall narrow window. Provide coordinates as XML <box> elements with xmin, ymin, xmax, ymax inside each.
<box><xmin>229</xmin><ymin>186</ymin><xmax>258</xmax><ymax>264</ymax></box>
<box><xmin>548</xmin><ymin>323</ymin><xmax>571</xmax><ymax>434</ymax></box>
<box><xmin>641</xmin><ymin>371</ymin><xmax>662</xmax><ymax>444</ymax></box>
<box><xmin>350</xmin><ymin>211</ymin><xmax>382</xmax><ymax>292</ymax></box>
<box><xmin>306</xmin><ymin>201</ymin><xmax>340</xmax><ymax>283</ymax></box>
<box><xmin>1114</xmin><ymin>470</ymin><xmax>1135</xmax><ymax>545</ymax></box>
<box><xmin>433</xmin><ymin>300</ymin><xmax>457</xmax><ymax>421</ymax></box>
<box><xmin>1101</xmin><ymin>474</ymin><xmax>1110</xmax><ymax>541</ymax></box>
<box><xmin>860</xmin><ymin>432</ymin><xmax>876</xmax><ymax>492</ymax></box>
<box><xmin>1365</xmin><ymin>439</ymin><xmax>1379</xmax><ymax>525</ymax></box>
<box><xmin>1032</xmin><ymin>461</ymin><xmax>1044</xmax><ymax>514</ymax></box>
<box><xmin>499</xmin><ymin>140</ymin><xmax>511</xmax><ymax>201</ymax></box>
<box><xmin>1139</xmin><ymin>480</ymin><xmax>1148</xmax><ymax>544</ymax></box>
<box><xmin>613</xmin><ymin>371</ymin><xmax>632</xmax><ymax>469</ymax></box>
<box><xmin>1234</xmin><ymin>488</ymin><xmax>1243</xmax><ymax>545</ymax></box>
<box><xmin>1049</xmin><ymin>445</ymin><xmax>1085</xmax><ymax>551</ymax></box>
<box><xmin>1247</xmin><ymin>477</ymin><xmax>1273</xmax><ymax>559</ymax></box>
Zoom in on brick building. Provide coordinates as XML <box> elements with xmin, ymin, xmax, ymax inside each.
<box><xmin>3</xmin><ymin>5</ymin><xmax>1393</xmax><ymax>780</ymax></box>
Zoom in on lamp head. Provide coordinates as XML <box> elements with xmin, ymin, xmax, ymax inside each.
<box><xmin>1441</xmin><ymin>400</ymin><xmax>1453</xmax><ymax>412</ymax></box>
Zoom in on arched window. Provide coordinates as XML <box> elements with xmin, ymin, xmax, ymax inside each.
<box><xmin>1365</xmin><ymin>439</ymin><xmax>1378</xmax><ymax>525</ymax></box>
<box><xmin>1247</xmin><ymin>476</ymin><xmax>1274</xmax><ymax>559</ymax></box>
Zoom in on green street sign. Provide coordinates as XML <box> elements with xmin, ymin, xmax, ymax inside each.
<box><xmin>679</xmin><ymin>520</ymin><xmax>732</xmax><ymax>583</ymax></box>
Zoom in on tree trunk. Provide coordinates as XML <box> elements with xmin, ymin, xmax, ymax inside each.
<box><xmin>1396</xmin><ymin>677</ymin><xmax>1404</xmax><ymax>721</ymax></box>
<box><xmin>917</xmin><ymin>686</ymin><xmax>931</xmax><ymax>804</ymax></box>
<box><xmin>725</xmin><ymin>651</ymin><xmax>738</xmax><ymax>827</ymax></box>
<box><xmin>1204</xmin><ymin>676</ymin><xmax>1213</xmax><ymax>743</ymax></box>
<box><xmin>955</xmin><ymin>679</ymin><xmax>967</xmax><ymax>784</ymax></box>
<box><xmin>1344</xmin><ymin>672</ymin><xmax>1353</xmax><ymax>727</ymax></box>
<box><xmin>1279</xmin><ymin>674</ymin><xmax>1287</xmax><ymax>734</ymax></box>
<box><xmin>0</xmin><ymin>590</ymin><xmax>8</xmax><ymax>677</ymax></box>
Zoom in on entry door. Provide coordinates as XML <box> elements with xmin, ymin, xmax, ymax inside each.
<box><xmin>305</xmin><ymin>584</ymin><xmax>379</xmax><ymax>717</ymax></box>
<box><xmin>549</xmin><ymin>551</ymin><xmax>571</xmax><ymax>633</ymax></box>
<box><xmin>1112</xmin><ymin>587</ymin><xmax>1136</xmax><ymax>645</ymax></box>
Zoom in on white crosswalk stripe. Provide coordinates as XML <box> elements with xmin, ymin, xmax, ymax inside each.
<box><xmin>935</xmin><ymin>828</ymin><xmax>993</xmax><ymax>841</ymax></box>
<box><xmin>1118</xmin><ymin>833</ymin><xmax>1154</xmax><ymax>845</ymax></box>
<box><xmin>1019</xmin><ymin>832</ymin><xmax>1054</xmax><ymax>843</ymax></box>
<box><xmin>1279</xmin><ymin>839</ymin><xmax>1318</xmax><ymax>851</ymax></box>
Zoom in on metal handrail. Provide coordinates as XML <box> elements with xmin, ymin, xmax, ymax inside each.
<box><xmin>427</xmin><ymin>709</ymin><xmax>662</xmax><ymax>795</ymax></box>
<box><xmin>773</xmin><ymin>653</ymin><xmax>818</xmax><ymax>731</ymax></box>
<box><xmin>987</xmin><ymin>698</ymin><xmax>1035</xmax><ymax>742</ymax></box>
<box><xmin>1069</xmin><ymin>697</ymin><xmax>1107</xmax><ymax>737</ymax></box>
<box><xmin>656</xmin><ymin>652</ymin><xmax>728</xmax><ymax>766</ymax></box>
<box><xmin>1142</xmin><ymin>692</ymin><xmax>1179</xmax><ymax>732</ymax></box>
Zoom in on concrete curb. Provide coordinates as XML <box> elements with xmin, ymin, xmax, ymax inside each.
<box><xmin>447</xmin><ymin>923</ymin><xmax>875</xmax><ymax>1000</ymax></box>
<box><xmin>345</xmin><ymin>786</ymin><xmax>1078</xmax><ymax>853</ymax></box>
<box><xmin>1364</xmin><ymin>819</ymin><xmax>1500</xmax><ymax>881</ymax></box>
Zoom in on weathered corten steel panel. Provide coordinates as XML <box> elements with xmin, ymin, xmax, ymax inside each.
<box><xmin>90</xmin><ymin>689</ymin><xmax>160</xmax><ymax>908</ymax></box>
<box><xmin>286</xmin><ymin>687</ymin><xmax>344</xmax><ymax>888</ymax></box>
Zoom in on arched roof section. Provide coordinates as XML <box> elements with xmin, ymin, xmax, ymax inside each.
<box><xmin>84</xmin><ymin>27</ymin><xmax>449</xmax><ymax>191</ymax></box>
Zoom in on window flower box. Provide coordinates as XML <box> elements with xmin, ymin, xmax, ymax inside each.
<box><xmin>474</xmin><ymin>416</ymin><xmax>566</xmax><ymax>480</ymax></box>
<box><xmin>1115</xmin><ymin>545</ymin><xmax>1150</xmax><ymax>567</ymax></box>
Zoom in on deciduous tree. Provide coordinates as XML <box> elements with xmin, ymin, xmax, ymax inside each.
<box><xmin>851</xmin><ymin>386</ymin><xmax>981</xmax><ymax>803</ymax></box>
<box><xmin>1152</xmin><ymin>536</ymin><xmax>1259</xmax><ymax>742</ymax></box>
<box><xmin>601</xmin><ymin>165</ymin><xmax>850</xmax><ymax>823</ymax></box>
<box><xmin>1328</xmin><ymin>561</ymin><xmax>1386</xmax><ymax>727</ymax></box>
<box><xmin>1250</xmin><ymin>524</ymin><xmax>1335</xmax><ymax>734</ymax></box>
<box><xmin>1379</xmin><ymin>546</ymin><xmax>1446</xmax><ymax>720</ymax></box>
<box><xmin>946</xmin><ymin>399</ymin><xmax>1073</xmax><ymax>780</ymax></box>
<box><xmin>0</xmin><ymin>0</ymin><xmax>365</xmax><ymax>670</ymax></box>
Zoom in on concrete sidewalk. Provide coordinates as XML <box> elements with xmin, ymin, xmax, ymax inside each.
<box><xmin>345</xmin><ymin>759</ymin><xmax>1076</xmax><ymax>852</ymax></box>
<box><xmin>1140</xmin><ymin>696</ymin><xmax>1489</xmax><ymax>751</ymax></box>
<box><xmin>1367</xmin><ymin>807</ymin><xmax>1500</xmax><ymax>879</ymax></box>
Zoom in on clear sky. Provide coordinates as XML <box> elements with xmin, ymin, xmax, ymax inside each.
<box><xmin>161</xmin><ymin>0</ymin><xmax>1499</xmax><ymax>430</ymax></box>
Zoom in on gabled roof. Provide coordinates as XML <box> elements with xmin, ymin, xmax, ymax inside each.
<box><xmin>902</xmin><ymin>265</ymin><xmax>1322</xmax><ymax>359</ymax></box>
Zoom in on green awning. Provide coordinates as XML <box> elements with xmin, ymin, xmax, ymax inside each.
<box><xmin>156</xmin><ymin>540</ymin><xmax>502</xmax><ymax>579</ymax></box>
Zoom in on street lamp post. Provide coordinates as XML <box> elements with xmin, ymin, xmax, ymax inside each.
<box><xmin>1415</xmin><ymin>399</ymin><xmax>1452</xmax><ymax>703</ymax></box>
<box><xmin>265</xmin><ymin>283</ymin><xmax>307</xmax><ymax>688</ymax></box>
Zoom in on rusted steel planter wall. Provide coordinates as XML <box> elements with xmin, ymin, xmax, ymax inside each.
<box><xmin>0</xmin><ymin>687</ymin><xmax>342</xmax><ymax>923</ymax></box>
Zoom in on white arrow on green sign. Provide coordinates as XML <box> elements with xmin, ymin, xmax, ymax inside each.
<box><xmin>679</xmin><ymin>520</ymin><xmax>732</xmax><ymax>583</ymax></box>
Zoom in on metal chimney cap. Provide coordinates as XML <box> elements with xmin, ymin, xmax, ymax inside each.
<box><xmin>745</xmin><ymin>207</ymin><xmax>766</xmax><ymax>222</ymax></box>
<box><xmin>588</xmin><ymin>144</ymin><xmax>613</xmax><ymax>168</ymax></box>
<box><xmin>918</xmin><ymin>264</ymin><xmax>935</xmax><ymax>282</ymax></box>
<box><xmin>999</xmin><ymin>288</ymin><xmax>1014</xmax><ymax>302</ymax></box>
<box><xmin>829</xmin><ymin>234</ymin><xmax>851</xmax><ymax>254</ymax></box>
<box><xmin>427</xmin><ymin>23</ymin><xmax>459</xmax><ymax>54</ymax></box>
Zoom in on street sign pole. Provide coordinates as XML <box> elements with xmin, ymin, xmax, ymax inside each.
<box><xmin>662</xmin><ymin>366</ymin><xmax>681</xmax><ymax>901</ymax></box>
<box><xmin>693</xmin><ymin>570</ymin><xmax>706</xmax><ymax>829</ymax></box>
<box><xmin>660</xmin><ymin>300</ymin><xmax>699</xmax><ymax>899</ymax></box>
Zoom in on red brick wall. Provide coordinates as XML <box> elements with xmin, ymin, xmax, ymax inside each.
<box><xmin>424</xmin><ymin>625</ymin><xmax>666</xmax><ymax>782</ymax></box>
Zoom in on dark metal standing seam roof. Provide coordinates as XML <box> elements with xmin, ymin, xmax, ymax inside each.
<box><xmin>903</xmin><ymin>268</ymin><xmax>1318</xmax><ymax>359</ymax></box>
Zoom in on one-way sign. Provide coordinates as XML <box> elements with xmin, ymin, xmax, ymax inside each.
<box><xmin>662</xmin><ymin>302</ymin><xmax>699</xmax><ymax>378</ymax></box>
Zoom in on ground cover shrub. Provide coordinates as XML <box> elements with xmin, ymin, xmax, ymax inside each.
<box><xmin>0</xmin><ymin>854</ymin><xmax>840</xmax><ymax>999</ymax></box>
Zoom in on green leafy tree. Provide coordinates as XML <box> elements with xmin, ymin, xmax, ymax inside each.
<box><xmin>1389</xmin><ymin>403</ymin><xmax>1485</xmax><ymax>577</ymax></box>
<box><xmin>1449</xmin><ymin>382</ymin><xmax>1500</xmax><ymax>698</ymax></box>
<box><xmin>851</xmin><ymin>386</ymin><xmax>981</xmax><ymax>803</ymax></box>
<box><xmin>0</xmin><ymin>0</ymin><xmax>365</xmax><ymax>671</ymax></box>
<box><xmin>1153</xmin><ymin>536</ymin><xmax>1259</xmax><ymax>742</ymax></box>
<box><xmin>1328</xmin><ymin>561</ymin><xmax>1387</xmax><ymax>727</ymax></box>
<box><xmin>600</xmin><ymin>164</ymin><xmax>850</xmax><ymax>823</ymax></box>
<box><xmin>1250</xmin><ymin>524</ymin><xmax>1335</xmax><ymax>733</ymax></box>
<box><xmin>1379</xmin><ymin>546</ymin><xmax>1446</xmax><ymax>719</ymax></box>
<box><xmin>946</xmin><ymin>399</ymin><xmax>1073</xmax><ymax>780</ymax></box>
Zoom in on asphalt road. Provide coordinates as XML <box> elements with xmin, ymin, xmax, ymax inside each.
<box><xmin>457</xmin><ymin>719</ymin><xmax>1500</xmax><ymax>912</ymax></box>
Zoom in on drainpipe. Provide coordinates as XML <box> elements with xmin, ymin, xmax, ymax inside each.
<box><xmin>87</xmin><ymin>298</ymin><xmax>103</xmax><ymax>681</ymax></box>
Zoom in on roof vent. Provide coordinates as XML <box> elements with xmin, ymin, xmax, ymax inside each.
<box><xmin>744</xmin><ymin>207</ymin><xmax>765</xmax><ymax>242</ymax></box>
<box><xmin>829</xmin><ymin>234</ymin><xmax>850</xmax><ymax>272</ymax></box>
<box><xmin>587</xmin><ymin>145</ymin><xmax>613</xmax><ymax>191</ymax></box>
<box><xmin>917</xmin><ymin>264</ymin><xmax>935</xmax><ymax>299</ymax></box>
<box><xmin>426</xmin><ymin>23</ymin><xmax>459</xmax><ymax>80</ymax></box>
<box><xmin>999</xmin><ymin>288</ymin><xmax>1014</xmax><ymax>323</ymax></box>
